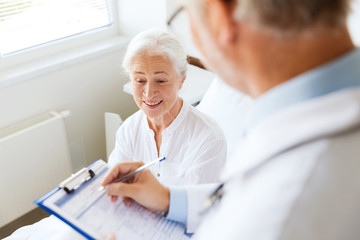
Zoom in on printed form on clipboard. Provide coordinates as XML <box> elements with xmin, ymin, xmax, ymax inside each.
<box><xmin>34</xmin><ymin>160</ymin><xmax>190</xmax><ymax>240</ymax></box>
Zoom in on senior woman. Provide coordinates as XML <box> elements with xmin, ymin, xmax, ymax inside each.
<box><xmin>108</xmin><ymin>29</ymin><xmax>226</xmax><ymax>185</ymax></box>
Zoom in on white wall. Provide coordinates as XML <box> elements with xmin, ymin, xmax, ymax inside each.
<box><xmin>117</xmin><ymin>0</ymin><xmax>167</xmax><ymax>37</ymax></box>
<box><xmin>0</xmin><ymin>48</ymin><xmax>138</xmax><ymax>170</ymax></box>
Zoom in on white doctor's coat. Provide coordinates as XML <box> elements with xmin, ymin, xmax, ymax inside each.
<box><xmin>188</xmin><ymin>87</ymin><xmax>360</xmax><ymax>240</ymax></box>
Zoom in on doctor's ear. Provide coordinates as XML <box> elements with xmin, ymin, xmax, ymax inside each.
<box><xmin>206</xmin><ymin>0</ymin><xmax>238</xmax><ymax>45</ymax></box>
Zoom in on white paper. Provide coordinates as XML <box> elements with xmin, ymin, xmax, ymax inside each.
<box><xmin>43</xmin><ymin>160</ymin><xmax>190</xmax><ymax>240</ymax></box>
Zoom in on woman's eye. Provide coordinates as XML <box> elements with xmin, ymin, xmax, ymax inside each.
<box><xmin>136</xmin><ymin>79</ymin><xmax>146</xmax><ymax>84</ymax></box>
<box><xmin>157</xmin><ymin>79</ymin><xmax>167</xmax><ymax>83</ymax></box>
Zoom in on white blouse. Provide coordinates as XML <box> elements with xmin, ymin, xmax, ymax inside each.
<box><xmin>108</xmin><ymin>101</ymin><xmax>227</xmax><ymax>186</ymax></box>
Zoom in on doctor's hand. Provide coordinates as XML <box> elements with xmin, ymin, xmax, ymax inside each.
<box><xmin>101</xmin><ymin>162</ymin><xmax>170</xmax><ymax>213</ymax></box>
<box><xmin>104</xmin><ymin>233</ymin><xmax>116</xmax><ymax>240</ymax></box>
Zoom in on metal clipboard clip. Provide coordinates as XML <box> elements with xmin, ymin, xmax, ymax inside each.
<box><xmin>59</xmin><ymin>168</ymin><xmax>95</xmax><ymax>194</ymax></box>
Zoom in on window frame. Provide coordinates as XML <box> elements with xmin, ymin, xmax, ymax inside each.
<box><xmin>0</xmin><ymin>0</ymin><xmax>120</xmax><ymax>70</ymax></box>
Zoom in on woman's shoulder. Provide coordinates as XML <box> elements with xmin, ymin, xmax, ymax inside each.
<box><xmin>184</xmin><ymin>103</ymin><xmax>225</xmax><ymax>138</ymax></box>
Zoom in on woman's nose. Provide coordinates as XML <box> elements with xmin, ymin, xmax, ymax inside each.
<box><xmin>143</xmin><ymin>82</ymin><xmax>158</xmax><ymax>98</ymax></box>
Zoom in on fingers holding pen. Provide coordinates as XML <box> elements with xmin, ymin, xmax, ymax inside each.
<box><xmin>102</xmin><ymin>161</ymin><xmax>144</xmax><ymax>186</ymax></box>
<box><xmin>101</xmin><ymin>161</ymin><xmax>170</xmax><ymax>213</ymax></box>
<box><xmin>104</xmin><ymin>182</ymin><xmax>134</xmax><ymax>206</ymax></box>
<box><xmin>106</xmin><ymin>176</ymin><xmax>151</xmax><ymax>203</ymax></box>
<box><xmin>104</xmin><ymin>169</ymin><xmax>170</xmax><ymax>213</ymax></box>
<box><xmin>104</xmin><ymin>184</ymin><xmax>119</xmax><ymax>202</ymax></box>
<box><xmin>102</xmin><ymin>161</ymin><xmax>145</xmax><ymax>204</ymax></box>
<box><xmin>104</xmin><ymin>181</ymin><xmax>138</xmax><ymax>201</ymax></box>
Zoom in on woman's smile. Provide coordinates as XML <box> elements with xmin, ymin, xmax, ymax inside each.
<box><xmin>143</xmin><ymin>100</ymin><xmax>163</xmax><ymax>107</ymax></box>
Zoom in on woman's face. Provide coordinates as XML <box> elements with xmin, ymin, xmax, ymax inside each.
<box><xmin>130</xmin><ymin>53</ymin><xmax>185</xmax><ymax>120</ymax></box>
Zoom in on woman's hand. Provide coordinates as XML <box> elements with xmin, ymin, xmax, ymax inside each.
<box><xmin>101</xmin><ymin>162</ymin><xmax>170</xmax><ymax>213</ymax></box>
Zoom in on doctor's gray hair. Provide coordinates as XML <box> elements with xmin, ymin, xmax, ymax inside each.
<box><xmin>234</xmin><ymin>0</ymin><xmax>351</xmax><ymax>32</ymax></box>
<box><xmin>122</xmin><ymin>29</ymin><xmax>188</xmax><ymax>76</ymax></box>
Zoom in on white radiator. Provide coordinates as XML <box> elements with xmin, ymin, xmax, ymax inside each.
<box><xmin>0</xmin><ymin>111</ymin><xmax>72</xmax><ymax>227</ymax></box>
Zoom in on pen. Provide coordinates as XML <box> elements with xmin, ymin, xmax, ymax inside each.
<box><xmin>99</xmin><ymin>156</ymin><xmax>166</xmax><ymax>191</ymax></box>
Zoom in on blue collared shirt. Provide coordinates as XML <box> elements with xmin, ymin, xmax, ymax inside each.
<box><xmin>248</xmin><ymin>48</ymin><xmax>360</xmax><ymax>131</ymax></box>
<box><xmin>166</xmin><ymin>186</ymin><xmax>188</xmax><ymax>223</ymax></box>
<box><xmin>166</xmin><ymin>48</ymin><xmax>360</xmax><ymax>225</ymax></box>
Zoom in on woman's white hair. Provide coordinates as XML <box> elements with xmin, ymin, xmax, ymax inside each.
<box><xmin>122</xmin><ymin>29</ymin><xmax>188</xmax><ymax>76</ymax></box>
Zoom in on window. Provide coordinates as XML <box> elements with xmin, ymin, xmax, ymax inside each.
<box><xmin>0</xmin><ymin>0</ymin><xmax>114</xmax><ymax>56</ymax></box>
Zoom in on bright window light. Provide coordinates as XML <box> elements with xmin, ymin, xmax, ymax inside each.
<box><xmin>0</xmin><ymin>0</ymin><xmax>113</xmax><ymax>56</ymax></box>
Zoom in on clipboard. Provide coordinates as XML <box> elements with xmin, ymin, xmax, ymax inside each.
<box><xmin>34</xmin><ymin>160</ymin><xmax>190</xmax><ymax>240</ymax></box>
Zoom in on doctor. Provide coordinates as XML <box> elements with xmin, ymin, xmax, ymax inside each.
<box><xmin>102</xmin><ymin>0</ymin><xmax>360</xmax><ymax>239</ymax></box>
